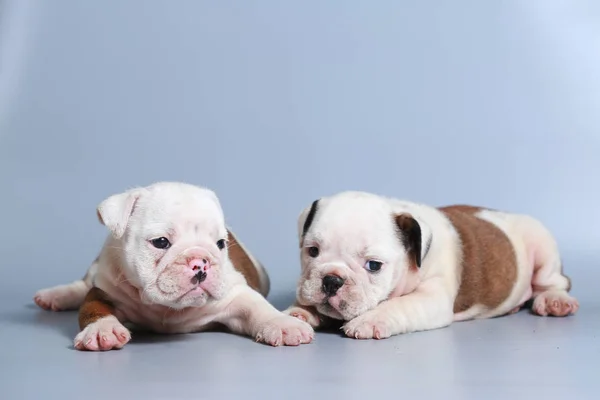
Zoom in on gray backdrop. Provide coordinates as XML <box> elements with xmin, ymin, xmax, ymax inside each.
<box><xmin>1</xmin><ymin>1</ymin><xmax>599</xmax><ymax>399</ymax></box>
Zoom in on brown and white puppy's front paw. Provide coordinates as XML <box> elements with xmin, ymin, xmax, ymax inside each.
<box><xmin>283</xmin><ymin>304</ymin><xmax>322</xmax><ymax>329</ymax></box>
<box><xmin>254</xmin><ymin>315</ymin><xmax>314</xmax><ymax>347</ymax></box>
<box><xmin>342</xmin><ymin>309</ymin><xmax>395</xmax><ymax>340</ymax></box>
<box><xmin>74</xmin><ymin>316</ymin><xmax>131</xmax><ymax>351</ymax></box>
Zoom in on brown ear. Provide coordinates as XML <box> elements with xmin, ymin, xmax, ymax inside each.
<box><xmin>395</xmin><ymin>213</ymin><xmax>423</xmax><ymax>269</ymax></box>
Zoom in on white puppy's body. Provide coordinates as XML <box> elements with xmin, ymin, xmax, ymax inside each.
<box><xmin>35</xmin><ymin>182</ymin><xmax>312</xmax><ymax>349</ymax></box>
<box><xmin>285</xmin><ymin>191</ymin><xmax>577</xmax><ymax>339</ymax></box>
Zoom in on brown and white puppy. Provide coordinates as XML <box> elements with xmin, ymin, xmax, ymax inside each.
<box><xmin>284</xmin><ymin>191</ymin><xmax>578</xmax><ymax>339</ymax></box>
<box><xmin>34</xmin><ymin>182</ymin><xmax>313</xmax><ymax>350</ymax></box>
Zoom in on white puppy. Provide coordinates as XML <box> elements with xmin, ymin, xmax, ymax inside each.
<box><xmin>284</xmin><ymin>191</ymin><xmax>578</xmax><ymax>339</ymax></box>
<box><xmin>34</xmin><ymin>182</ymin><xmax>313</xmax><ymax>350</ymax></box>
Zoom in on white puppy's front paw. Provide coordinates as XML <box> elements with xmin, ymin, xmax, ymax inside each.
<box><xmin>255</xmin><ymin>315</ymin><xmax>314</xmax><ymax>347</ymax></box>
<box><xmin>343</xmin><ymin>311</ymin><xmax>396</xmax><ymax>340</ymax></box>
<box><xmin>74</xmin><ymin>316</ymin><xmax>131</xmax><ymax>351</ymax></box>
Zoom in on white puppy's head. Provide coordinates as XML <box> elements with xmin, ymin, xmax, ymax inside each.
<box><xmin>97</xmin><ymin>182</ymin><xmax>239</xmax><ymax>309</ymax></box>
<box><xmin>294</xmin><ymin>191</ymin><xmax>431</xmax><ymax>321</ymax></box>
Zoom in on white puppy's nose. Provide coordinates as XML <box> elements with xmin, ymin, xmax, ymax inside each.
<box><xmin>188</xmin><ymin>258</ymin><xmax>211</xmax><ymax>272</ymax></box>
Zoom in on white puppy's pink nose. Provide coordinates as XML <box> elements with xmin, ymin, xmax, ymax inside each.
<box><xmin>188</xmin><ymin>258</ymin><xmax>211</xmax><ymax>272</ymax></box>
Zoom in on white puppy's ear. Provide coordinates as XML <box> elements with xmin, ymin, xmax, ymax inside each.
<box><xmin>97</xmin><ymin>188</ymin><xmax>146</xmax><ymax>239</ymax></box>
<box><xmin>297</xmin><ymin>199</ymin><xmax>320</xmax><ymax>247</ymax></box>
<box><xmin>394</xmin><ymin>213</ymin><xmax>432</xmax><ymax>269</ymax></box>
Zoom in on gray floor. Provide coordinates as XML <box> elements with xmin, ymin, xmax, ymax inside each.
<box><xmin>2</xmin><ymin>255</ymin><xmax>599</xmax><ymax>400</ymax></box>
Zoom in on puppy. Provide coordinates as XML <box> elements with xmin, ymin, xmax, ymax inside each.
<box><xmin>34</xmin><ymin>182</ymin><xmax>313</xmax><ymax>350</ymax></box>
<box><xmin>284</xmin><ymin>191</ymin><xmax>578</xmax><ymax>339</ymax></box>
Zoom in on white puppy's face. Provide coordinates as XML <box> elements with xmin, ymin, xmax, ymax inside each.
<box><xmin>295</xmin><ymin>191</ymin><xmax>429</xmax><ymax>321</ymax></box>
<box><xmin>97</xmin><ymin>182</ymin><xmax>237</xmax><ymax>309</ymax></box>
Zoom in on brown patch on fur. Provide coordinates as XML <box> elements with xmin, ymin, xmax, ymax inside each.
<box><xmin>439</xmin><ymin>205</ymin><xmax>518</xmax><ymax>314</ymax></box>
<box><xmin>227</xmin><ymin>230</ymin><xmax>262</xmax><ymax>293</ymax></box>
<box><xmin>78</xmin><ymin>287</ymin><xmax>115</xmax><ymax>330</ymax></box>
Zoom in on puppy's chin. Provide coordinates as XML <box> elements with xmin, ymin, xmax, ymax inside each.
<box><xmin>318</xmin><ymin>297</ymin><xmax>372</xmax><ymax>321</ymax></box>
<box><xmin>141</xmin><ymin>287</ymin><xmax>210</xmax><ymax>309</ymax></box>
<box><xmin>316</xmin><ymin>304</ymin><xmax>345</xmax><ymax>320</ymax></box>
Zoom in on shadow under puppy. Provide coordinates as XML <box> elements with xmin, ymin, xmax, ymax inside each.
<box><xmin>284</xmin><ymin>191</ymin><xmax>578</xmax><ymax>339</ymax></box>
<box><xmin>34</xmin><ymin>181</ymin><xmax>313</xmax><ymax>350</ymax></box>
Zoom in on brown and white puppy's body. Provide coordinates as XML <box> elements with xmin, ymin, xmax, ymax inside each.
<box><xmin>284</xmin><ymin>191</ymin><xmax>577</xmax><ymax>340</ymax></box>
<box><xmin>34</xmin><ymin>182</ymin><xmax>313</xmax><ymax>350</ymax></box>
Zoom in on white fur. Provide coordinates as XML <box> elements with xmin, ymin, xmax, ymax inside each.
<box><xmin>35</xmin><ymin>182</ymin><xmax>313</xmax><ymax>349</ymax></box>
<box><xmin>285</xmin><ymin>191</ymin><xmax>577</xmax><ymax>339</ymax></box>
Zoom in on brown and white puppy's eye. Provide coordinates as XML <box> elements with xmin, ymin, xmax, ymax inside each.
<box><xmin>150</xmin><ymin>237</ymin><xmax>171</xmax><ymax>249</ymax></box>
<box><xmin>307</xmin><ymin>246</ymin><xmax>320</xmax><ymax>258</ymax></box>
<box><xmin>216</xmin><ymin>239</ymin><xmax>226</xmax><ymax>250</ymax></box>
<box><xmin>364</xmin><ymin>260</ymin><xmax>383</xmax><ymax>272</ymax></box>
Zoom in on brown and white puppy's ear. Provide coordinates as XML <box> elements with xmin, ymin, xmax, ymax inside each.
<box><xmin>96</xmin><ymin>187</ymin><xmax>146</xmax><ymax>239</ymax></box>
<box><xmin>394</xmin><ymin>213</ymin><xmax>432</xmax><ymax>270</ymax></box>
<box><xmin>297</xmin><ymin>199</ymin><xmax>319</xmax><ymax>248</ymax></box>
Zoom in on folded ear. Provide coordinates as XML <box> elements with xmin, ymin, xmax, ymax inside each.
<box><xmin>297</xmin><ymin>199</ymin><xmax>319</xmax><ymax>247</ymax></box>
<box><xmin>394</xmin><ymin>213</ymin><xmax>432</xmax><ymax>269</ymax></box>
<box><xmin>97</xmin><ymin>188</ymin><xmax>146</xmax><ymax>239</ymax></box>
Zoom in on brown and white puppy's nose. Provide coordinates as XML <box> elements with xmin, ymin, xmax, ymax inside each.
<box><xmin>322</xmin><ymin>274</ymin><xmax>345</xmax><ymax>296</ymax></box>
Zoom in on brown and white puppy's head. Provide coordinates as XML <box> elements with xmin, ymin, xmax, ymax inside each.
<box><xmin>97</xmin><ymin>182</ymin><xmax>241</xmax><ymax>309</ymax></box>
<box><xmin>295</xmin><ymin>191</ymin><xmax>432</xmax><ymax>321</ymax></box>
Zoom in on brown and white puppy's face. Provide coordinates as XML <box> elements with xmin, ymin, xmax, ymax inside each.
<box><xmin>97</xmin><ymin>182</ymin><xmax>238</xmax><ymax>310</ymax></box>
<box><xmin>295</xmin><ymin>191</ymin><xmax>431</xmax><ymax>321</ymax></box>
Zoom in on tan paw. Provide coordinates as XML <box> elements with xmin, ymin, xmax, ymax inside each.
<box><xmin>343</xmin><ymin>311</ymin><xmax>394</xmax><ymax>340</ymax></box>
<box><xmin>255</xmin><ymin>315</ymin><xmax>314</xmax><ymax>346</ymax></box>
<box><xmin>74</xmin><ymin>316</ymin><xmax>131</xmax><ymax>351</ymax></box>
<box><xmin>283</xmin><ymin>306</ymin><xmax>321</xmax><ymax>328</ymax></box>
<box><xmin>532</xmin><ymin>291</ymin><xmax>579</xmax><ymax>317</ymax></box>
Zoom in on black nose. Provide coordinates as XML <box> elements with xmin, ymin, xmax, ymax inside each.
<box><xmin>322</xmin><ymin>274</ymin><xmax>345</xmax><ymax>296</ymax></box>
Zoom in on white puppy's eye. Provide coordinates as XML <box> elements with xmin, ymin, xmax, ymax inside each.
<box><xmin>307</xmin><ymin>246</ymin><xmax>319</xmax><ymax>258</ymax></box>
<box><xmin>150</xmin><ymin>237</ymin><xmax>171</xmax><ymax>249</ymax></box>
<box><xmin>216</xmin><ymin>239</ymin><xmax>226</xmax><ymax>250</ymax></box>
<box><xmin>364</xmin><ymin>260</ymin><xmax>382</xmax><ymax>272</ymax></box>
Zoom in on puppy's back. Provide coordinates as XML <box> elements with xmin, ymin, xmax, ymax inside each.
<box><xmin>438</xmin><ymin>205</ymin><xmax>518</xmax><ymax>314</ymax></box>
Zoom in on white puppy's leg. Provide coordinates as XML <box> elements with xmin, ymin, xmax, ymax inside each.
<box><xmin>220</xmin><ymin>287</ymin><xmax>314</xmax><ymax>346</ymax></box>
<box><xmin>343</xmin><ymin>280</ymin><xmax>454</xmax><ymax>339</ymax></box>
<box><xmin>34</xmin><ymin>260</ymin><xmax>97</xmax><ymax>311</ymax></box>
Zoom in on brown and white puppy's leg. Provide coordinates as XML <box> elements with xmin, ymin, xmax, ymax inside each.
<box><xmin>74</xmin><ymin>287</ymin><xmax>131</xmax><ymax>351</ymax></box>
<box><xmin>34</xmin><ymin>259</ymin><xmax>98</xmax><ymax>311</ymax></box>
<box><xmin>450</xmin><ymin>207</ymin><xmax>578</xmax><ymax>320</ymax></box>
<box><xmin>342</xmin><ymin>278</ymin><xmax>454</xmax><ymax>339</ymax></box>
<box><xmin>507</xmin><ymin>214</ymin><xmax>578</xmax><ymax>317</ymax></box>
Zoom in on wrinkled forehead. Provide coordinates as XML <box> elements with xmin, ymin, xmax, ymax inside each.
<box><xmin>133</xmin><ymin>188</ymin><xmax>225</xmax><ymax>235</ymax></box>
<box><xmin>308</xmin><ymin>196</ymin><xmax>397</xmax><ymax>245</ymax></box>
